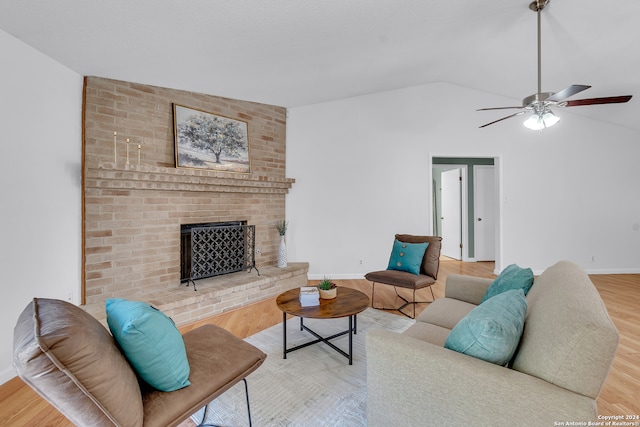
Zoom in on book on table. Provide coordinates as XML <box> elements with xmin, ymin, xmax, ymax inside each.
<box><xmin>299</xmin><ymin>286</ymin><xmax>319</xmax><ymax>306</ymax></box>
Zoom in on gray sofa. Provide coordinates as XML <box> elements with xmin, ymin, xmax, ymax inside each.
<box><xmin>366</xmin><ymin>260</ymin><xmax>619</xmax><ymax>427</ymax></box>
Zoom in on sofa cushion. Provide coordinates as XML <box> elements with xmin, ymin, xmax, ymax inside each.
<box><xmin>402</xmin><ymin>322</ymin><xmax>452</xmax><ymax>346</ymax></box>
<box><xmin>13</xmin><ymin>298</ymin><xmax>144</xmax><ymax>427</ymax></box>
<box><xmin>414</xmin><ymin>297</ymin><xmax>477</xmax><ymax>330</ymax></box>
<box><xmin>106</xmin><ymin>298</ymin><xmax>191</xmax><ymax>392</ymax></box>
<box><xmin>444</xmin><ymin>274</ymin><xmax>493</xmax><ymax>305</ymax></box>
<box><xmin>387</xmin><ymin>239</ymin><xmax>428</xmax><ymax>275</ymax></box>
<box><xmin>481</xmin><ymin>263</ymin><xmax>534</xmax><ymax>303</ymax></box>
<box><xmin>445</xmin><ymin>289</ymin><xmax>527</xmax><ymax>365</ymax></box>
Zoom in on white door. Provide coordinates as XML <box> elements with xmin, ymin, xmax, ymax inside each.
<box><xmin>440</xmin><ymin>168</ymin><xmax>462</xmax><ymax>260</ymax></box>
<box><xmin>474</xmin><ymin>165</ymin><xmax>495</xmax><ymax>261</ymax></box>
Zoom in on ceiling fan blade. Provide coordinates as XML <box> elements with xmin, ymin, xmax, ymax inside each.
<box><xmin>479</xmin><ymin>111</ymin><xmax>525</xmax><ymax>128</ymax></box>
<box><xmin>563</xmin><ymin>95</ymin><xmax>632</xmax><ymax>107</ymax></box>
<box><xmin>547</xmin><ymin>84</ymin><xmax>591</xmax><ymax>103</ymax></box>
<box><xmin>477</xmin><ymin>106</ymin><xmax>525</xmax><ymax>111</ymax></box>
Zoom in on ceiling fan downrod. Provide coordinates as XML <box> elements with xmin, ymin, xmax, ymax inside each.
<box><xmin>530</xmin><ymin>0</ymin><xmax>550</xmax><ymax>98</ymax></box>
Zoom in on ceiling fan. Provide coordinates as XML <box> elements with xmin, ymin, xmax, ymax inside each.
<box><xmin>478</xmin><ymin>0</ymin><xmax>632</xmax><ymax>130</ymax></box>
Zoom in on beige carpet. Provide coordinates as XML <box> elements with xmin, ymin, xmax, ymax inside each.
<box><xmin>193</xmin><ymin>308</ymin><xmax>414</xmax><ymax>426</ymax></box>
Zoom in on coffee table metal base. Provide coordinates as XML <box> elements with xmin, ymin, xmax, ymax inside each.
<box><xmin>282</xmin><ymin>313</ymin><xmax>358</xmax><ymax>365</ymax></box>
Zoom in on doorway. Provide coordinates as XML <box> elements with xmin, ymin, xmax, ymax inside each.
<box><xmin>431</xmin><ymin>156</ymin><xmax>501</xmax><ymax>268</ymax></box>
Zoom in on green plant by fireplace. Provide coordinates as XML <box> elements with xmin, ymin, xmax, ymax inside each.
<box><xmin>274</xmin><ymin>220</ymin><xmax>288</xmax><ymax>236</ymax></box>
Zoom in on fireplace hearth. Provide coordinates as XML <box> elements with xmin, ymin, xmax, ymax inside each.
<box><xmin>180</xmin><ymin>222</ymin><xmax>258</xmax><ymax>288</ymax></box>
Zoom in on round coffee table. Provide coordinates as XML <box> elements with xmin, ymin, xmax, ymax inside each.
<box><xmin>276</xmin><ymin>286</ymin><xmax>369</xmax><ymax>365</ymax></box>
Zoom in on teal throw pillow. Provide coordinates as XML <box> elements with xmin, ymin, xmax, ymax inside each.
<box><xmin>481</xmin><ymin>263</ymin><xmax>534</xmax><ymax>303</ymax></box>
<box><xmin>444</xmin><ymin>289</ymin><xmax>527</xmax><ymax>366</ymax></box>
<box><xmin>106</xmin><ymin>298</ymin><xmax>191</xmax><ymax>392</ymax></box>
<box><xmin>386</xmin><ymin>239</ymin><xmax>429</xmax><ymax>275</ymax></box>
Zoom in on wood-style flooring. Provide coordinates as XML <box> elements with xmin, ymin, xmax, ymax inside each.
<box><xmin>1</xmin><ymin>259</ymin><xmax>638</xmax><ymax>426</ymax></box>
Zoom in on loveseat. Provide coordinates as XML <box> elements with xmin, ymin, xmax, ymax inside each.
<box><xmin>366</xmin><ymin>260</ymin><xmax>619</xmax><ymax>426</ymax></box>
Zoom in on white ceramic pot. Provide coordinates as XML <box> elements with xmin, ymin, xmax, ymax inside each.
<box><xmin>277</xmin><ymin>235</ymin><xmax>287</xmax><ymax>268</ymax></box>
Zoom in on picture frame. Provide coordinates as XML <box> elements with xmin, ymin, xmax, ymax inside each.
<box><xmin>173</xmin><ymin>104</ymin><xmax>250</xmax><ymax>173</ymax></box>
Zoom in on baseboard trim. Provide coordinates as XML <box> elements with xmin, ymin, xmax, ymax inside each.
<box><xmin>308</xmin><ymin>273</ymin><xmax>366</xmax><ymax>280</ymax></box>
<box><xmin>0</xmin><ymin>367</ymin><xmax>16</xmax><ymax>387</ymax></box>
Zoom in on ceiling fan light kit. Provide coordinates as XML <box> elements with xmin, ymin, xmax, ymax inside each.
<box><xmin>523</xmin><ymin>109</ymin><xmax>559</xmax><ymax>130</ymax></box>
<box><xmin>478</xmin><ymin>0</ymin><xmax>632</xmax><ymax>130</ymax></box>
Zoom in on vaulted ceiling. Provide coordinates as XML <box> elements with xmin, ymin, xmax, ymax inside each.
<box><xmin>2</xmin><ymin>0</ymin><xmax>639</xmax><ymax>130</ymax></box>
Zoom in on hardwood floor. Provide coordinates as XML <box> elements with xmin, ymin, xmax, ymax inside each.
<box><xmin>2</xmin><ymin>259</ymin><xmax>638</xmax><ymax>426</ymax></box>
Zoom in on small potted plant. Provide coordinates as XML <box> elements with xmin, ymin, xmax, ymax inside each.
<box><xmin>317</xmin><ymin>276</ymin><xmax>337</xmax><ymax>299</ymax></box>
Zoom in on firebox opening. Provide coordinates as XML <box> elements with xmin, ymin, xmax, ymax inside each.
<box><xmin>180</xmin><ymin>221</ymin><xmax>257</xmax><ymax>283</ymax></box>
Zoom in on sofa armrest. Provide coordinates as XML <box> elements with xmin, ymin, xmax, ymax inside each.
<box><xmin>444</xmin><ymin>274</ymin><xmax>493</xmax><ymax>305</ymax></box>
<box><xmin>366</xmin><ymin>329</ymin><xmax>597</xmax><ymax>427</ymax></box>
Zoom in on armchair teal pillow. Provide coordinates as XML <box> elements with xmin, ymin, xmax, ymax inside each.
<box><xmin>481</xmin><ymin>263</ymin><xmax>534</xmax><ymax>303</ymax></box>
<box><xmin>445</xmin><ymin>289</ymin><xmax>527</xmax><ymax>365</ymax></box>
<box><xmin>387</xmin><ymin>239</ymin><xmax>429</xmax><ymax>275</ymax></box>
<box><xmin>106</xmin><ymin>298</ymin><xmax>191</xmax><ymax>392</ymax></box>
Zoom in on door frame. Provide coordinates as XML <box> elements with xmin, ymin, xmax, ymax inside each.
<box><xmin>429</xmin><ymin>154</ymin><xmax>504</xmax><ymax>273</ymax></box>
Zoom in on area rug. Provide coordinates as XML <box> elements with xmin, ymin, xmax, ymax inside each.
<box><xmin>192</xmin><ymin>308</ymin><xmax>414</xmax><ymax>426</ymax></box>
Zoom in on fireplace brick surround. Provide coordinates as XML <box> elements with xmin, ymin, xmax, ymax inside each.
<box><xmin>82</xmin><ymin>76</ymin><xmax>307</xmax><ymax>323</ymax></box>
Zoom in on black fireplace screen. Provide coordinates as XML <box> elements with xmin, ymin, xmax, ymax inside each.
<box><xmin>180</xmin><ymin>222</ymin><xmax>256</xmax><ymax>281</ymax></box>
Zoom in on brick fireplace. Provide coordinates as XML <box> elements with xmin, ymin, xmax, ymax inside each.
<box><xmin>82</xmin><ymin>77</ymin><xmax>307</xmax><ymax>323</ymax></box>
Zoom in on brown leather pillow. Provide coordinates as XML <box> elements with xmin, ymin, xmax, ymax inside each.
<box><xmin>13</xmin><ymin>298</ymin><xmax>144</xmax><ymax>427</ymax></box>
<box><xmin>395</xmin><ymin>234</ymin><xmax>442</xmax><ymax>280</ymax></box>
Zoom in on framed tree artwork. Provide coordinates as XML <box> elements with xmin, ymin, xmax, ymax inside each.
<box><xmin>173</xmin><ymin>104</ymin><xmax>250</xmax><ymax>173</ymax></box>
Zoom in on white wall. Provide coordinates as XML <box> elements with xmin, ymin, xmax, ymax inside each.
<box><xmin>286</xmin><ymin>82</ymin><xmax>640</xmax><ymax>278</ymax></box>
<box><xmin>0</xmin><ymin>30</ymin><xmax>83</xmax><ymax>384</ymax></box>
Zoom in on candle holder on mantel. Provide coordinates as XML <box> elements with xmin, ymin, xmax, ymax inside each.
<box><xmin>137</xmin><ymin>137</ymin><xmax>143</xmax><ymax>165</ymax></box>
<box><xmin>113</xmin><ymin>131</ymin><xmax>117</xmax><ymax>162</ymax></box>
<box><xmin>126</xmin><ymin>138</ymin><xmax>130</xmax><ymax>164</ymax></box>
<box><xmin>111</xmin><ymin>132</ymin><xmax>143</xmax><ymax>167</ymax></box>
